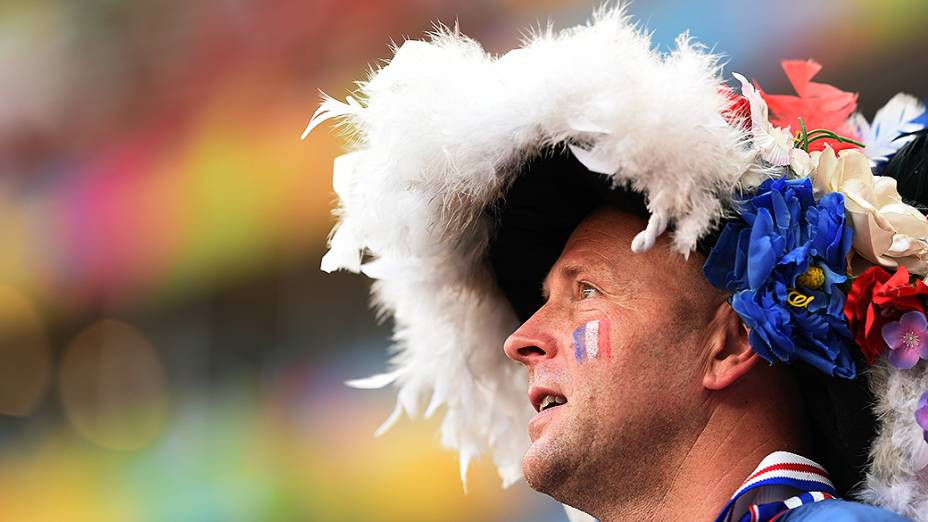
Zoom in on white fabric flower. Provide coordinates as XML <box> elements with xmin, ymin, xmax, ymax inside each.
<box><xmin>810</xmin><ymin>146</ymin><xmax>928</xmax><ymax>275</ymax></box>
<box><xmin>789</xmin><ymin>148</ymin><xmax>817</xmax><ymax>178</ymax></box>
<box><xmin>733</xmin><ymin>72</ymin><xmax>794</xmax><ymax>166</ymax></box>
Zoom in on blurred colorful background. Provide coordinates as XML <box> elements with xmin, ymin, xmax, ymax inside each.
<box><xmin>2</xmin><ymin>1</ymin><xmax>928</xmax><ymax>520</ymax></box>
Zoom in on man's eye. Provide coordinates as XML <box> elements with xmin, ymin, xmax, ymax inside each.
<box><xmin>580</xmin><ymin>283</ymin><xmax>599</xmax><ymax>299</ymax></box>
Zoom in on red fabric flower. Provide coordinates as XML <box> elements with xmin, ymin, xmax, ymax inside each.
<box><xmin>873</xmin><ymin>266</ymin><xmax>928</xmax><ymax>310</ymax></box>
<box><xmin>759</xmin><ymin>59</ymin><xmax>861</xmax><ymax>152</ymax></box>
<box><xmin>844</xmin><ymin>266</ymin><xmax>928</xmax><ymax>364</ymax></box>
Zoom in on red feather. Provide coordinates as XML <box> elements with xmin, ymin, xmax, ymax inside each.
<box><xmin>759</xmin><ymin>60</ymin><xmax>861</xmax><ymax>152</ymax></box>
<box><xmin>720</xmin><ymin>86</ymin><xmax>751</xmax><ymax>129</ymax></box>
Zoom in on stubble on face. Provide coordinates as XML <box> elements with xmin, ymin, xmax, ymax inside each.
<box><xmin>523</xmin><ymin>320</ymin><xmax>697</xmax><ymax>506</ymax></box>
<box><xmin>511</xmin><ymin>208</ymin><xmax>722</xmax><ymax>512</ymax></box>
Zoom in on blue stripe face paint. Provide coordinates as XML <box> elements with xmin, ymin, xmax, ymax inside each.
<box><xmin>573</xmin><ymin>324</ymin><xmax>587</xmax><ymax>361</ymax></box>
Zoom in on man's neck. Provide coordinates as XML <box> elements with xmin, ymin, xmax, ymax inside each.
<box><xmin>593</xmin><ymin>376</ymin><xmax>809</xmax><ymax>521</ymax></box>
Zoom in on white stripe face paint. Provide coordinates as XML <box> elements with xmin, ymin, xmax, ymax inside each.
<box><xmin>584</xmin><ymin>320</ymin><xmax>599</xmax><ymax>358</ymax></box>
<box><xmin>572</xmin><ymin>319</ymin><xmax>612</xmax><ymax>362</ymax></box>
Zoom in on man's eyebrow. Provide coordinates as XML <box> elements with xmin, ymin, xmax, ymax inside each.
<box><xmin>541</xmin><ymin>264</ymin><xmax>584</xmax><ymax>300</ymax></box>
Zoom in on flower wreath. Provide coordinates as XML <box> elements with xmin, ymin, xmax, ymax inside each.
<box><xmin>703</xmin><ymin>60</ymin><xmax>928</xmax><ymax>440</ymax></box>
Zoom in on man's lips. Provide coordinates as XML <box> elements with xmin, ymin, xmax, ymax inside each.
<box><xmin>528</xmin><ymin>385</ymin><xmax>568</xmax><ymax>413</ymax></box>
<box><xmin>527</xmin><ymin>386</ymin><xmax>568</xmax><ymax>441</ymax></box>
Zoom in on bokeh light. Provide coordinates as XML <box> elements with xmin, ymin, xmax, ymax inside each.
<box><xmin>59</xmin><ymin>320</ymin><xmax>167</xmax><ymax>451</ymax></box>
<box><xmin>0</xmin><ymin>286</ymin><xmax>50</xmax><ymax>416</ymax></box>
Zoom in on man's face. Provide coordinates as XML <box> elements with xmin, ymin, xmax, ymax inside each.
<box><xmin>503</xmin><ymin>207</ymin><xmax>724</xmax><ymax>503</ymax></box>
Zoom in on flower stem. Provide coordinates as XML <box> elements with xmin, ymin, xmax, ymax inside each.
<box><xmin>807</xmin><ymin>132</ymin><xmax>866</xmax><ymax>148</ymax></box>
<box><xmin>795</xmin><ymin>117</ymin><xmax>865</xmax><ymax>150</ymax></box>
<box><xmin>799</xmin><ymin>117</ymin><xmax>809</xmax><ymax>152</ymax></box>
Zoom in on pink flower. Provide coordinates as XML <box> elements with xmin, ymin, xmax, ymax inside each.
<box><xmin>881</xmin><ymin>310</ymin><xmax>928</xmax><ymax>369</ymax></box>
<box><xmin>917</xmin><ymin>392</ymin><xmax>928</xmax><ymax>443</ymax></box>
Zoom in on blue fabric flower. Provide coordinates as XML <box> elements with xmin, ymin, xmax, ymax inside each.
<box><xmin>703</xmin><ymin>177</ymin><xmax>857</xmax><ymax>378</ymax></box>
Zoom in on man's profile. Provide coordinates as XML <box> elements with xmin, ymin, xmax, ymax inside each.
<box><xmin>503</xmin><ymin>205</ymin><xmax>890</xmax><ymax>520</ymax></box>
<box><xmin>306</xmin><ymin>5</ymin><xmax>928</xmax><ymax>521</ymax></box>
<box><xmin>505</xmin><ymin>206</ymin><xmax>803</xmax><ymax>520</ymax></box>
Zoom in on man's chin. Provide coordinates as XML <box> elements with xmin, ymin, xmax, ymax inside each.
<box><xmin>521</xmin><ymin>435</ymin><xmax>572</xmax><ymax>495</ymax></box>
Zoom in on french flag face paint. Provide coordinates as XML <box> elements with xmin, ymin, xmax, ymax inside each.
<box><xmin>572</xmin><ymin>319</ymin><xmax>611</xmax><ymax>362</ymax></box>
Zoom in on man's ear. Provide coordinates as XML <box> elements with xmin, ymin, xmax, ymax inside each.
<box><xmin>701</xmin><ymin>301</ymin><xmax>760</xmax><ymax>391</ymax></box>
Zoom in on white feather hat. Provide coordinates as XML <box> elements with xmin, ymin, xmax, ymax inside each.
<box><xmin>305</xmin><ymin>5</ymin><xmax>928</xmax><ymax>520</ymax></box>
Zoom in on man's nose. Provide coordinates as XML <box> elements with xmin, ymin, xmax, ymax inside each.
<box><xmin>503</xmin><ymin>311</ymin><xmax>559</xmax><ymax>365</ymax></box>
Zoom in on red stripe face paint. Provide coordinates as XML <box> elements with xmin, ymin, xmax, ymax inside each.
<box><xmin>572</xmin><ymin>319</ymin><xmax>611</xmax><ymax>362</ymax></box>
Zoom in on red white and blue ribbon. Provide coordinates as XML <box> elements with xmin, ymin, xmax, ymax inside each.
<box><xmin>735</xmin><ymin>491</ymin><xmax>836</xmax><ymax>522</ymax></box>
<box><xmin>714</xmin><ymin>452</ymin><xmax>838</xmax><ymax>522</ymax></box>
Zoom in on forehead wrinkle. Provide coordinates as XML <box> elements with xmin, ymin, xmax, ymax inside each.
<box><xmin>568</xmin><ymin>225</ymin><xmax>635</xmax><ymax>254</ymax></box>
<box><xmin>539</xmin><ymin>212</ymin><xmax>654</xmax><ymax>300</ymax></box>
<box><xmin>543</xmin><ymin>249</ymin><xmax>644</xmax><ymax>301</ymax></box>
<box><xmin>566</xmin><ymin>234</ymin><xmax>643</xmax><ymax>276</ymax></box>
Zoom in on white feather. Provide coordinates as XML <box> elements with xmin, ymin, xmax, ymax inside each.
<box><xmin>319</xmin><ymin>222</ymin><xmax>361</xmax><ymax>273</ymax></box>
<box><xmin>567</xmin><ymin>143</ymin><xmax>620</xmax><ymax>175</ymax></box>
<box><xmin>345</xmin><ymin>371</ymin><xmax>399</xmax><ymax>389</ymax></box>
<box><xmin>563</xmin><ymin>504</ymin><xmax>597</xmax><ymax>522</ymax></box>
<box><xmin>859</xmin><ymin>359</ymin><xmax>928</xmax><ymax>521</ymax></box>
<box><xmin>732</xmin><ymin>72</ymin><xmax>793</xmax><ymax>167</ymax></box>
<box><xmin>849</xmin><ymin>93</ymin><xmax>926</xmax><ymax>166</ymax></box>
<box><xmin>300</xmin><ymin>95</ymin><xmax>361</xmax><ymax>140</ymax></box>
<box><xmin>374</xmin><ymin>402</ymin><xmax>403</xmax><ymax>438</ymax></box>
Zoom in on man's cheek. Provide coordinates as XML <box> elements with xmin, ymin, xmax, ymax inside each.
<box><xmin>571</xmin><ymin>319</ymin><xmax>612</xmax><ymax>362</ymax></box>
